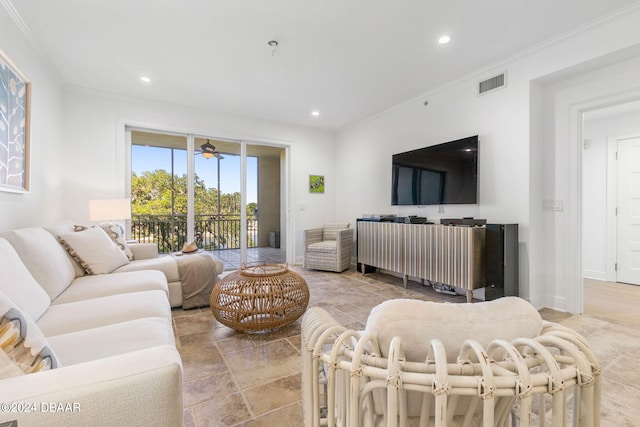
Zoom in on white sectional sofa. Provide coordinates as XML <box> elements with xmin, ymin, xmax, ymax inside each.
<box><xmin>45</xmin><ymin>221</ymin><xmax>224</xmax><ymax>308</ymax></box>
<box><xmin>0</xmin><ymin>226</ymin><xmax>186</xmax><ymax>426</ymax></box>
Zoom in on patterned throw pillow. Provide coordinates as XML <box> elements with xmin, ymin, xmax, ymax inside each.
<box><xmin>0</xmin><ymin>291</ymin><xmax>60</xmax><ymax>379</ymax></box>
<box><xmin>99</xmin><ymin>223</ymin><xmax>134</xmax><ymax>261</ymax></box>
<box><xmin>59</xmin><ymin>227</ymin><xmax>130</xmax><ymax>275</ymax></box>
<box><xmin>74</xmin><ymin>223</ymin><xmax>134</xmax><ymax>261</ymax></box>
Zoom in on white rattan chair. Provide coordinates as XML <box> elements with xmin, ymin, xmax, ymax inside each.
<box><xmin>303</xmin><ymin>223</ymin><xmax>354</xmax><ymax>272</ymax></box>
<box><xmin>301</xmin><ymin>297</ymin><xmax>601</xmax><ymax>427</ymax></box>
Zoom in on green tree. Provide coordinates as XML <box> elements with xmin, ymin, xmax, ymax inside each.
<box><xmin>246</xmin><ymin>202</ymin><xmax>257</xmax><ymax>218</ymax></box>
<box><xmin>132</xmin><ymin>170</ymin><xmax>226</xmax><ymax>216</ymax></box>
<box><xmin>131</xmin><ymin>169</ymin><xmax>256</xmax><ymax>251</ymax></box>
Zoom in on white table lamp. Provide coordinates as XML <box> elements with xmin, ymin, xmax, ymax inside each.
<box><xmin>89</xmin><ymin>199</ymin><xmax>131</xmax><ymax>222</ymax></box>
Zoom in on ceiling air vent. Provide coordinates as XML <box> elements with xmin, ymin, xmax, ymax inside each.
<box><xmin>478</xmin><ymin>72</ymin><xmax>506</xmax><ymax>96</ymax></box>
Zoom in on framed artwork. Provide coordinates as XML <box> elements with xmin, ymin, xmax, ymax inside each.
<box><xmin>309</xmin><ymin>175</ymin><xmax>324</xmax><ymax>193</ymax></box>
<box><xmin>0</xmin><ymin>50</ymin><xmax>31</xmax><ymax>193</ymax></box>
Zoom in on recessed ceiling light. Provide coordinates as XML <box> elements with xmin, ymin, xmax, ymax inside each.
<box><xmin>438</xmin><ymin>35</ymin><xmax>451</xmax><ymax>44</ymax></box>
<box><xmin>311</xmin><ymin>110</ymin><xmax>320</xmax><ymax>117</ymax></box>
<box><xmin>140</xmin><ymin>76</ymin><xmax>152</xmax><ymax>83</ymax></box>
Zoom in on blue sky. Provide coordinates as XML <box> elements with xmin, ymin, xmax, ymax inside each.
<box><xmin>132</xmin><ymin>145</ymin><xmax>258</xmax><ymax>203</ymax></box>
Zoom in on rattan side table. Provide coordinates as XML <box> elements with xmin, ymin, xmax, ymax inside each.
<box><xmin>210</xmin><ymin>263</ymin><xmax>309</xmax><ymax>333</ymax></box>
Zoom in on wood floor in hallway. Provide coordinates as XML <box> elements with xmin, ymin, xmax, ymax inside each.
<box><xmin>584</xmin><ymin>278</ymin><xmax>640</xmax><ymax>327</ymax></box>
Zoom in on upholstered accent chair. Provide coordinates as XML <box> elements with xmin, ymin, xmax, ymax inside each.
<box><xmin>303</xmin><ymin>223</ymin><xmax>354</xmax><ymax>272</ymax></box>
<box><xmin>302</xmin><ymin>297</ymin><xmax>601</xmax><ymax>427</ymax></box>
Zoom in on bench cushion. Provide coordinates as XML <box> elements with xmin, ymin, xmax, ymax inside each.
<box><xmin>366</xmin><ymin>297</ymin><xmax>543</xmax><ymax>362</ymax></box>
<box><xmin>306</xmin><ymin>240</ymin><xmax>337</xmax><ymax>254</ymax></box>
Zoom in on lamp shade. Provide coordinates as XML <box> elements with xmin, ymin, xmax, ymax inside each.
<box><xmin>89</xmin><ymin>199</ymin><xmax>131</xmax><ymax>221</ymax></box>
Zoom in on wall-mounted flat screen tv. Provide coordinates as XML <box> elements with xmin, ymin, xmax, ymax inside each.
<box><xmin>391</xmin><ymin>135</ymin><xmax>478</xmax><ymax>205</ymax></box>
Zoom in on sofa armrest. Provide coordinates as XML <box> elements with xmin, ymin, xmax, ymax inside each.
<box><xmin>303</xmin><ymin>228</ymin><xmax>323</xmax><ymax>248</ymax></box>
<box><xmin>0</xmin><ymin>345</ymin><xmax>183</xmax><ymax>427</ymax></box>
<box><xmin>128</xmin><ymin>243</ymin><xmax>160</xmax><ymax>260</ymax></box>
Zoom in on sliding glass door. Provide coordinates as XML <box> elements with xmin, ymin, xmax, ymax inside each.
<box><xmin>128</xmin><ymin>129</ymin><xmax>285</xmax><ymax>269</ymax></box>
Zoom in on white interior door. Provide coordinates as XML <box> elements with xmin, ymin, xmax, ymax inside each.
<box><xmin>616</xmin><ymin>137</ymin><xmax>640</xmax><ymax>285</ymax></box>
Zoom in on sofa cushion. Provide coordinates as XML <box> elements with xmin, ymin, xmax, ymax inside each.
<box><xmin>37</xmin><ymin>290</ymin><xmax>171</xmax><ymax>336</ymax></box>
<box><xmin>45</xmin><ymin>222</ymin><xmax>88</xmax><ymax>278</ymax></box>
<box><xmin>323</xmin><ymin>223</ymin><xmax>350</xmax><ymax>241</ymax></box>
<box><xmin>47</xmin><ymin>317</ymin><xmax>175</xmax><ymax>366</ymax></box>
<box><xmin>0</xmin><ymin>290</ymin><xmax>60</xmax><ymax>379</ymax></box>
<box><xmin>307</xmin><ymin>240</ymin><xmax>337</xmax><ymax>254</ymax></box>
<box><xmin>0</xmin><ymin>238</ymin><xmax>51</xmax><ymax>320</ymax></box>
<box><xmin>128</xmin><ymin>242</ymin><xmax>160</xmax><ymax>260</ymax></box>
<box><xmin>58</xmin><ymin>227</ymin><xmax>130</xmax><ymax>275</ymax></box>
<box><xmin>113</xmin><ymin>256</ymin><xmax>180</xmax><ymax>283</ymax></box>
<box><xmin>1</xmin><ymin>228</ymin><xmax>76</xmax><ymax>301</ymax></box>
<box><xmin>51</xmin><ymin>271</ymin><xmax>168</xmax><ymax>305</ymax></box>
<box><xmin>365</xmin><ymin>297</ymin><xmax>543</xmax><ymax>362</ymax></box>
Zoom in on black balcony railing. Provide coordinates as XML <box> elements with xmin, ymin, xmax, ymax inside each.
<box><xmin>131</xmin><ymin>214</ymin><xmax>258</xmax><ymax>253</ymax></box>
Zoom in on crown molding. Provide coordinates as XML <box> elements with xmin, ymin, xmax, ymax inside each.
<box><xmin>1</xmin><ymin>0</ymin><xmax>59</xmax><ymax>73</ymax></box>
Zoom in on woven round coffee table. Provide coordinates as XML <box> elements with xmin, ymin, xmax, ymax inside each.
<box><xmin>210</xmin><ymin>263</ymin><xmax>309</xmax><ymax>333</ymax></box>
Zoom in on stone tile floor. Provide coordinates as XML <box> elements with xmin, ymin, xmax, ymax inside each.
<box><xmin>173</xmin><ymin>266</ymin><xmax>639</xmax><ymax>426</ymax></box>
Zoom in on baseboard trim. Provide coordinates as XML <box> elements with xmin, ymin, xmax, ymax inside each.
<box><xmin>583</xmin><ymin>270</ymin><xmax>606</xmax><ymax>281</ymax></box>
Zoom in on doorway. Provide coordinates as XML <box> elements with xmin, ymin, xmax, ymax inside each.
<box><xmin>612</xmin><ymin>136</ymin><xmax>640</xmax><ymax>285</ymax></box>
<box><xmin>582</xmin><ymin>103</ymin><xmax>640</xmax><ymax>311</ymax></box>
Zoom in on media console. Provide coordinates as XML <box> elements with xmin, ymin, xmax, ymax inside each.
<box><xmin>356</xmin><ymin>219</ymin><xmax>518</xmax><ymax>302</ymax></box>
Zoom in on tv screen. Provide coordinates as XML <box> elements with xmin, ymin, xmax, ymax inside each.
<box><xmin>391</xmin><ymin>136</ymin><xmax>478</xmax><ymax>205</ymax></box>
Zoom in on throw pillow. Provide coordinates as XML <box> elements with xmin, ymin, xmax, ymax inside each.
<box><xmin>58</xmin><ymin>227</ymin><xmax>130</xmax><ymax>275</ymax></box>
<box><xmin>0</xmin><ymin>290</ymin><xmax>60</xmax><ymax>379</ymax></box>
<box><xmin>99</xmin><ymin>223</ymin><xmax>134</xmax><ymax>261</ymax></box>
<box><xmin>366</xmin><ymin>297</ymin><xmax>543</xmax><ymax>362</ymax></box>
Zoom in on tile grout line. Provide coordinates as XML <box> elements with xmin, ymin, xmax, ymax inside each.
<box><xmin>213</xmin><ymin>339</ymin><xmax>257</xmax><ymax>422</ymax></box>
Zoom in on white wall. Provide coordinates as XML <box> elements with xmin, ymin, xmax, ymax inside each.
<box><xmin>0</xmin><ymin>7</ymin><xmax>64</xmax><ymax>230</ymax></box>
<box><xmin>59</xmin><ymin>88</ymin><xmax>336</xmax><ymax>263</ymax></box>
<box><xmin>337</xmin><ymin>70</ymin><xmax>532</xmax><ymax>297</ymax></box>
<box><xmin>582</xmin><ymin>109</ymin><xmax>640</xmax><ymax>280</ymax></box>
<box><xmin>337</xmin><ymin>5</ymin><xmax>640</xmax><ymax>311</ymax></box>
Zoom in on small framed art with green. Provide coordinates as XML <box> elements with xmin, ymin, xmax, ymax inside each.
<box><xmin>309</xmin><ymin>175</ymin><xmax>324</xmax><ymax>193</ymax></box>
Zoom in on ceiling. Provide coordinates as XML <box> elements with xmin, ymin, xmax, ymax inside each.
<box><xmin>7</xmin><ymin>0</ymin><xmax>640</xmax><ymax>130</ymax></box>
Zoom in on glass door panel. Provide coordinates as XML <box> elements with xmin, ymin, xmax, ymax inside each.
<box><xmin>194</xmin><ymin>138</ymin><xmax>243</xmax><ymax>269</ymax></box>
<box><xmin>246</xmin><ymin>143</ymin><xmax>285</xmax><ymax>265</ymax></box>
<box><xmin>130</xmin><ymin>131</ymin><xmax>188</xmax><ymax>253</ymax></box>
